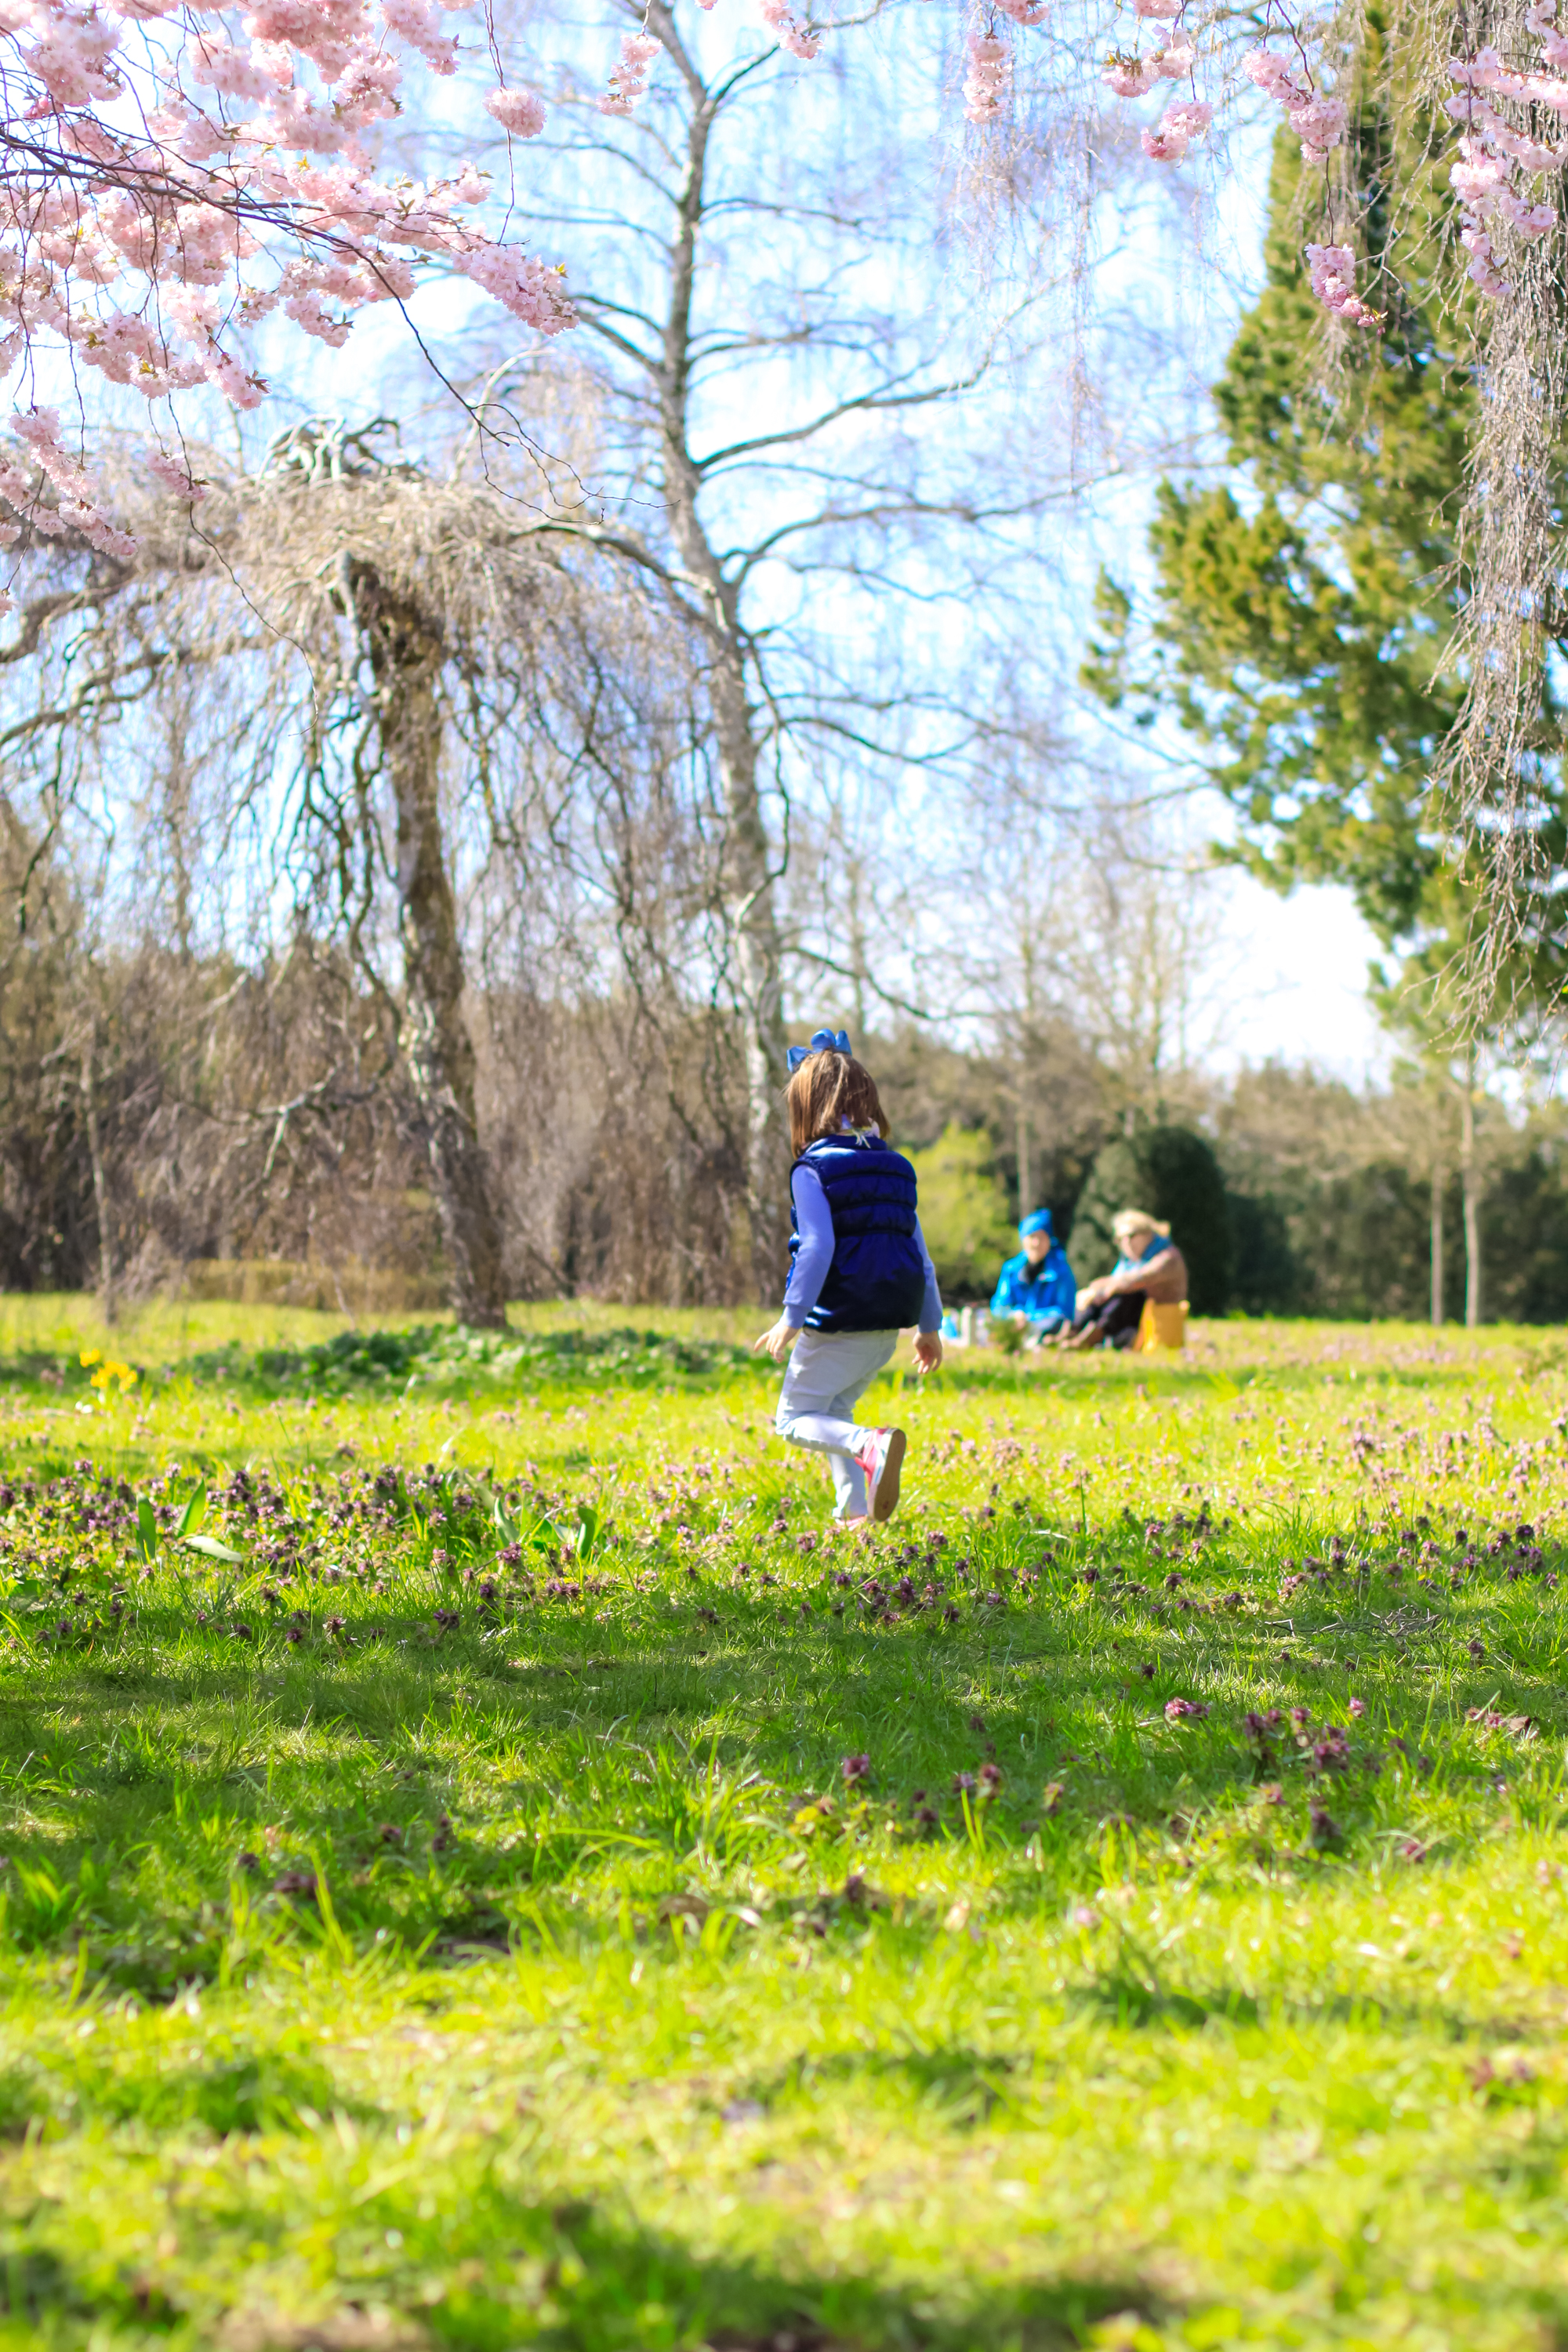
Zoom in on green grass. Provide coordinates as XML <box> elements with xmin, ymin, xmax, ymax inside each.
<box><xmin>2</xmin><ymin>1298</ymin><xmax>1568</xmax><ymax>2347</ymax></box>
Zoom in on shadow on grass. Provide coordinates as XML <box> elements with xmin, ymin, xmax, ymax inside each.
<box><xmin>738</xmin><ymin>2042</ymin><xmax>1027</xmax><ymax>2129</ymax></box>
<box><xmin>0</xmin><ymin>2190</ymin><xmax>1174</xmax><ymax>2351</ymax></box>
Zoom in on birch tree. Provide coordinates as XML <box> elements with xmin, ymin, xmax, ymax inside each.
<box><xmin>466</xmin><ymin>0</ymin><xmax>1140</xmax><ymax>1290</ymax></box>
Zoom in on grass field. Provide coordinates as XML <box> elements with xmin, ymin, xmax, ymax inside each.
<box><xmin>2</xmin><ymin>1296</ymin><xmax>1568</xmax><ymax>2350</ymax></box>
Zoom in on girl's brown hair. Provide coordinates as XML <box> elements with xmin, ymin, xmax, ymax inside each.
<box><xmin>786</xmin><ymin>1050</ymin><xmax>888</xmax><ymax>1158</ymax></box>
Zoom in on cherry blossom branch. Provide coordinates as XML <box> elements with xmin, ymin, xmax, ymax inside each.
<box><xmin>0</xmin><ymin>0</ymin><xmax>572</xmax><ymax>587</ymax></box>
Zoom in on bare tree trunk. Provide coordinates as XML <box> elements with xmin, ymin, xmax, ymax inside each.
<box><xmin>649</xmin><ymin>7</ymin><xmax>789</xmax><ymax>1301</ymax></box>
<box><xmin>668</xmin><ymin>1132</ymin><xmax>688</xmax><ymax>1308</ymax></box>
<box><xmin>1460</xmin><ymin>1062</ymin><xmax>1482</xmax><ymax>1330</ymax></box>
<box><xmin>352</xmin><ymin>565</ymin><xmax>507</xmax><ymax>1329</ymax></box>
<box><xmin>80</xmin><ymin>1025</ymin><xmax>116</xmax><ymax>1324</ymax></box>
<box><xmin>1017</xmin><ymin>1096</ymin><xmax>1032</xmax><ymax>1222</ymax></box>
<box><xmin>844</xmin><ymin>852</ymin><xmax>869</xmax><ymax>1042</ymax></box>
<box><xmin>1430</xmin><ymin>1157</ymin><xmax>1444</xmax><ymax>1327</ymax></box>
<box><xmin>713</xmin><ymin>660</ymin><xmax>788</xmax><ymax>1293</ymax></box>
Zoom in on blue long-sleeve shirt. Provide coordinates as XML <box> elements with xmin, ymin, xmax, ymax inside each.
<box><xmin>992</xmin><ymin>1245</ymin><xmax>1076</xmax><ymax>1323</ymax></box>
<box><xmin>782</xmin><ymin>1164</ymin><xmax>942</xmax><ymax>1333</ymax></box>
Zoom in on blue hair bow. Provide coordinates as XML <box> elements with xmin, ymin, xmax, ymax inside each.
<box><xmin>786</xmin><ymin>1027</ymin><xmax>851</xmax><ymax>1074</ymax></box>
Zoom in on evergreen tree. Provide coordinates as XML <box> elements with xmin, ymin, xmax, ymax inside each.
<box><xmin>1070</xmin><ymin>1125</ymin><xmax>1232</xmax><ymax>1313</ymax></box>
<box><xmin>1083</xmin><ymin>66</ymin><xmax>1568</xmax><ymax>994</ymax></box>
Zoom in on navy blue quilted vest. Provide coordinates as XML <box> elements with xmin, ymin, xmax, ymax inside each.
<box><xmin>790</xmin><ymin>1132</ymin><xmax>927</xmax><ymax>1334</ymax></box>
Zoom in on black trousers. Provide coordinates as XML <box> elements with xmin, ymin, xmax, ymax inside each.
<box><xmin>1070</xmin><ymin>1290</ymin><xmax>1145</xmax><ymax>1349</ymax></box>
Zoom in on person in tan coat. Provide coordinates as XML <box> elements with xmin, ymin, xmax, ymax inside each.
<box><xmin>1060</xmin><ymin>1209</ymin><xmax>1188</xmax><ymax>1351</ymax></box>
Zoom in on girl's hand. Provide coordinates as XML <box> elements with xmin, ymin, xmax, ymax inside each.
<box><xmin>753</xmin><ymin>1318</ymin><xmax>797</xmax><ymax>1363</ymax></box>
<box><xmin>913</xmin><ymin>1331</ymin><xmax>943</xmax><ymax>1375</ymax></box>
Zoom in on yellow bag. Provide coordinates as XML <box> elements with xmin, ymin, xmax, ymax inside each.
<box><xmin>1134</xmin><ymin>1299</ymin><xmax>1188</xmax><ymax>1352</ymax></box>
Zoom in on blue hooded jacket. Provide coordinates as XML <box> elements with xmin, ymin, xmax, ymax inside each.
<box><xmin>992</xmin><ymin>1229</ymin><xmax>1076</xmax><ymax>1323</ymax></box>
<box><xmin>789</xmin><ymin>1132</ymin><xmax>928</xmax><ymax>1333</ymax></box>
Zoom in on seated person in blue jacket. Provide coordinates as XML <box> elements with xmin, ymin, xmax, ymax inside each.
<box><xmin>992</xmin><ymin>1208</ymin><xmax>1076</xmax><ymax>1338</ymax></box>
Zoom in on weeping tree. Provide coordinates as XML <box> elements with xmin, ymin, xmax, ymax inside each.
<box><xmin>0</xmin><ymin>415</ymin><xmax>731</xmax><ymax>1323</ymax></box>
<box><xmin>1087</xmin><ymin>2</ymin><xmax>1568</xmax><ymax>1070</ymax></box>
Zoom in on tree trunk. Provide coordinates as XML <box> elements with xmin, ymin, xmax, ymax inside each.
<box><xmin>649</xmin><ymin>12</ymin><xmax>789</xmax><ymax>1301</ymax></box>
<box><xmin>1017</xmin><ymin>1094</ymin><xmax>1032</xmax><ymax>1224</ymax></box>
<box><xmin>80</xmin><ymin>1026</ymin><xmax>116</xmax><ymax>1324</ymax></box>
<box><xmin>352</xmin><ymin>564</ymin><xmax>507</xmax><ymax>1329</ymax></box>
<box><xmin>844</xmin><ymin>852</ymin><xmax>869</xmax><ymax>1041</ymax></box>
<box><xmin>1460</xmin><ymin>1064</ymin><xmax>1482</xmax><ymax>1330</ymax></box>
<box><xmin>1429</xmin><ymin>1158</ymin><xmax>1444</xmax><ymax>1327</ymax></box>
<box><xmin>711</xmin><ymin>653</ymin><xmax>788</xmax><ymax>1293</ymax></box>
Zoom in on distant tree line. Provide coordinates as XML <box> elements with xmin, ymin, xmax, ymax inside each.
<box><xmin>4</xmin><ymin>844</ymin><xmax>1566</xmax><ymax>1324</ymax></box>
<box><xmin>877</xmin><ymin>1044</ymin><xmax>1568</xmax><ymax>1327</ymax></box>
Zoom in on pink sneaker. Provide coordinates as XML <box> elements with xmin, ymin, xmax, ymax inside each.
<box><xmin>855</xmin><ymin>1426</ymin><xmax>906</xmax><ymax>1522</ymax></box>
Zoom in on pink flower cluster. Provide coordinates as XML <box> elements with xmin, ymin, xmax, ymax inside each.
<box><xmin>1242</xmin><ymin>33</ymin><xmax>1371</xmax><ymax>328</ymax></box>
<box><xmin>1101</xmin><ymin>40</ymin><xmax>1191</xmax><ymax>100</ymax></box>
<box><xmin>1446</xmin><ymin>5</ymin><xmax>1567</xmax><ymax>299</ymax></box>
<box><xmin>597</xmin><ymin>27</ymin><xmax>660</xmax><ymax>114</ymax></box>
<box><xmin>484</xmin><ymin>84</ymin><xmax>546</xmax><ymax>137</ymax></box>
<box><xmin>1142</xmin><ymin>95</ymin><xmax>1210</xmax><ymax>161</ymax></box>
<box><xmin>1242</xmin><ymin>43</ymin><xmax>1347</xmax><ymax>162</ymax></box>
<box><xmin>758</xmin><ymin>0</ymin><xmax>818</xmax><ymax>62</ymax></box>
<box><xmin>0</xmin><ymin>0</ymin><xmax>568</xmax><ymax>567</ymax></box>
<box><xmin>964</xmin><ymin>29</ymin><xmax>1008</xmax><ymax>123</ymax></box>
<box><xmin>0</xmin><ymin>405</ymin><xmax>136</xmax><ymax>603</ymax></box>
<box><xmin>1098</xmin><ymin>0</ymin><xmax>1210</xmax><ymax>167</ymax></box>
<box><xmin>1305</xmin><ymin>241</ymin><xmax>1378</xmax><ymax>327</ymax></box>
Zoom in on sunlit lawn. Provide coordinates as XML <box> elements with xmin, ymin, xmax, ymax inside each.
<box><xmin>0</xmin><ymin>1296</ymin><xmax>1566</xmax><ymax>2349</ymax></box>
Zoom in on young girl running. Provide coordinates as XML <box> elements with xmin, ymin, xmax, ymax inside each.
<box><xmin>753</xmin><ymin>1030</ymin><xmax>943</xmax><ymax>1523</ymax></box>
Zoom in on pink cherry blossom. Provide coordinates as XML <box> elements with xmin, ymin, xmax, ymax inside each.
<box><xmin>485</xmin><ymin>85</ymin><xmax>546</xmax><ymax>136</ymax></box>
<box><xmin>1102</xmin><ymin>53</ymin><xmax>1156</xmax><ymax>96</ymax></box>
<box><xmin>964</xmin><ymin>30</ymin><xmax>1010</xmax><ymax>122</ymax></box>
<box><xmin>1163</xmin><ymin>96</ymin><xmax>1211</xmax><ymax>137</ymax></box>
<box><xmin>1443</xmin><ymin>17</ymin><xmax>1568</xmax><ymax>307</ymax></box>
<box><xmin>145</xmin><ymin>451</ymin><xmax>205</xmax><ymax>498</ymax></box>
<box><xmin>1142</xmin><ymin>96</ymin><xmax>1210</xmax><ymax>162</ymax></box>
<box><xmin>757</xmin><ymin>0</ymin><xmax>818</xmax><ymax>60</ymax></box>
<box><xmin>1243</xmin><ymin>43</ymin><xmax>1347</xmax><ymax>162</ymax></box>
<box><xmin>1142</xmin><ymin>121</ymin><xmax>1188</xmax><ymax>161</ymax></box>
<box><xmin>1305</xmin><ymin>239</ymin><xmax>1380</xmax><ymax>325</ymax></box>
<box><xmin>0</xmin><ymin>0</ymin><xmax>581</xmax><ymax>580</ymax></box>
<box><xmin>598</xmin><ymin>25</ymin><xmax>662</xmax><ymax>111</ymax></box>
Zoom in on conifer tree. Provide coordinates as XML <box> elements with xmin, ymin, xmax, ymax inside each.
<box><xmin>1083</xmin><ymin>72</ymin><xmax>1568</xmax><ymax>1004</ymax></box>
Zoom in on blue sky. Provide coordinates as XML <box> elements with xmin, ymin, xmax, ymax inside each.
<box><xmin>15</xmin><ymin>4</ymin><xmax>1396</xmax><ymax>1083</ymax></box>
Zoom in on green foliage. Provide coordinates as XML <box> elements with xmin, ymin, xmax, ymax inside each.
<box><xmin>1481</xmin><ymin>1149</ymin><xmax>1568</xmax><ymax>1323</ymax></box>
<box><xmin>1084</xmin><ymin>52</ymin><xmax>1568</xmax><ymax>998</ymax></box>
<box><xmin>904</xmin><ymin>1123</ymin><xmax>1015</xmax><ymax>1297</ymax></box>
<box><xmin>1227</xmin><ymin>1189</ymin><xmax>1300</xmax><ymax>1315</ymax></box>
<box><xmin>1296</xmin><ymin>1158</ymin><xmax>1435</xmax><ymax>1319</ymax></box>
<box><xmin>1070</xmin><ymin>1124</ymin><xmax>1233</xmax><ymax>1313</ymax></box>
<box><xmin>146</xmin><ymin>1323</ymin><xmax>764</xmax><ymax>1398</ymax></box>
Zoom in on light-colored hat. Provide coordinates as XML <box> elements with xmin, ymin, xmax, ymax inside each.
<box><xmin>1113</xmin><ymin>1207</ymin><xmax>1171</xmax><ymax>1239</ymax></box>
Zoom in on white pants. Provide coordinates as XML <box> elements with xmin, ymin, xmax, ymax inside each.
<box><xmin>775</xmin><ymin>1328</ymin><xmax>899</xmax><ymax>1517</ymax></box>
